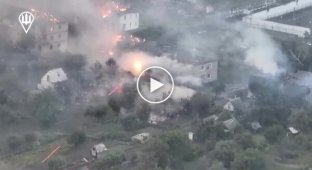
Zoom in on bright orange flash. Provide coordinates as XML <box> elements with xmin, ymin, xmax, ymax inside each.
<box><xmin>132</xmin><ymin>61</ymin><xmax>143</xmax><ymax>75</ymax></box>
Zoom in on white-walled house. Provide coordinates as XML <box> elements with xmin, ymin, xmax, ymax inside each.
<box><xmin>38</xmin><ymin>68</ymin><xmax>68</xmax><ymax>90</ymax></box>
<box><xmin>119</xmin><ymin>12</ymin><xmax>139</xmax><ymax>31</ymax></box>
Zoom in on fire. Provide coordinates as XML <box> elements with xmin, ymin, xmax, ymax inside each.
<box><xmin>108</xmin><ymin>50</ymin><xmax>114</xmax><ymax>56</ymax></box>
<box><xmin>101</xmin><ymin>10</ymin><xmax>112</xmax><ymax>18</ymax></box>
<box><xmin>112</xmin><ymin>35</ymin><xmax>123</xmax><ymax>45</ymax></box>
<box><xmin>132</xmin><ymin>60</ymin><xmax>143</xmax><ymax>75</ymax></box>
<box><xmin>30</xmin><ymin>8</ymin><xmax>59</xmax><ymax>24</ymax></box>
<box><xmin>100</xmin><ymin>2</ymin><xmax>128</xmax><ymax>19</ymax></box>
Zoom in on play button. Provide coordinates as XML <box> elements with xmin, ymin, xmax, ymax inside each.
<box><xmin>150</xmin><ymin>78</ymin><xmax>164</xmax><ymax>93</ymax></box>
<box><xmin>137</xmin><ymin>66</ymin><xmax>174</xmax><ymax>104</ymax></box>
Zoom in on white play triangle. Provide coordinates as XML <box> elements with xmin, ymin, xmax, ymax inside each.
<box><xmin>150</xmin><ymin>78</ymin><xmax>164</xmax><ymax>93</ymax></box>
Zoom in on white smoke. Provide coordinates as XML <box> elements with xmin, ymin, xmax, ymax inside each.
<box><xmin>242</xmin><ymin>28</ymin><xmax>285</xmax><ymax>75</ymax></box>
<box><xmin>118</xmin><ymin>51</ymin><xmax>203</xmax><ymax>87</ymax></box>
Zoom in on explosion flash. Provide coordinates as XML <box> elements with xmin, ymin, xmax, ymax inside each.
<box><xmin>133</xmin><ymin>61</ymin><xmax>143</xmax><ymax>75</ymax></box>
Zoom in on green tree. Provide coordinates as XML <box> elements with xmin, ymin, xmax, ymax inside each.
<box><xmin>63</xmin><ymin>54</ymin><xmax>86</xmax><ymax>71</ymax></box>
<box><xmin>48</xmin><ymin>157</ymin><xmax>65</xmax><ymax>170</ymax></box>
<box><xmin>85</xmin><ymin>105</ymin><xmax>109</xmax><ymax>118</ymax></box>
<box><xmin>213</xmin><ymin>140</ymin><xmax>236</xmax><ymax>168</ymax></box>
<box><xmin>148</xmin><ymin>131</ymin><xmax>195</xmax><ymax>169</ymax></box>
<box><xmin>108</xmin><ymin>96</ymin><xmax>121</xmax><ymax>113</ymax></box>
<box><xmin>264</xmin><ymin>125</ymin><xmax>285</xmax><ymax>143</ymax></box>
<box><xmin>120</xmin><ymin>116</ymin><xmax>143</xmax><ymax>131</ymax></box>
<box><xmin>189</xmin><ymin>93</ymin><xmax>214</xmax><ymax>118</ymax></box>
<box><xmin>232</xmin><ymin>149</ymin><xmax>266</xmax><ymax>170</ymax></box>
<box><xmin>136</xmin><ymin>102</ymin><xmax>151</xmax><ymax>122</ymax></box>
<box><xmin>195</xmin><ymin>121</ymin><xmax>228</xmax><ymax>143</ymax></box>
<box><xmin>24</xmin><ymin>133</ymin><xmax>37</xmax><ymax>148</ymax></box>
<box><xmin>67</xmin><ymin>130</ymin><xmax>86</xmax><ymax>147</ymax></box>
<box><xmin>31</xmin><ymin>90</ymin><xmax>62</xmax><ymax>127</ymax></box>
<box><xmin>234</xmin><ymin>133</ymin><xmax>256</xmax><ymax>150</ymax></box>
<box><xmin>209</xmin><ymin>161</ymin><xmax>226</xmax><ymax>170</ymax></box>
<box><xmin>6</xmin><ymin>135</ymin><xmax>22</xmax><ymax>151</ymax></box>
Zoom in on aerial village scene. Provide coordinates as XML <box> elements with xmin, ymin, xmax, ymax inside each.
<box><xmin>1</xmin><ymin>0</ymin><xmax>312</xmax><ymax>170</ymax></box>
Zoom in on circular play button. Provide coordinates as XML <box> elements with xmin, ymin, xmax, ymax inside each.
<box><xmin>137</xmin><ymin>66</ymin><xmax>174</xmax><ymax>104</ymax></box>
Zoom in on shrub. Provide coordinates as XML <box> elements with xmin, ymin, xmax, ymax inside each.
<box><xmin>67</xmin><ymin>130</ymin><xmax>86</xmax><ymax>147</ymax></box>
<box><xmin>6</xmin><ymin>135</ymin><xmax>22</xmax><ymax>151</ymax></box>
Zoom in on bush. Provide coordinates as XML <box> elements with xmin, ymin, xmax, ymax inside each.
<box><xmin>24</xmin><ymin>133</ymin><xmax>37</xmax><ymax>148</ymax></box>
<box><xmin>264</xmin><ymin>125</ymin><xmax>285</xmax><ymax>144</ymax></box>
<box><xmin>48</xmin><ymin>157</ymin><xmax>65</xmax><ymax>170</ymax></box>
<box><xmin>213</xmin><ymin>140</ymin><xmax>236</xmax><ymax>168</ymax></box>
<box><xmin>67</xmin><ymin>130</ymin><xmax>86</xmax><ymax>147</ymax></box>
<box><xmin>85</xmin><ymin>105</ymin><xmax>108</xmax><ymax>118</ymax></box>
<box><xmin>121</xmin><ymin>116</ymin><xmax>144</xmax><ymax>131</ymax></box>
<box><xmin>234</xmin><ymin>133</ymin><xmax>256</xmax><ymax>150</ymax></box>
<box><xmin>6</xmin><ymin>135</ymin><xmax>22</xmax><ymax>151</ymax></box>
<box><xmin>232</xmin><ymin>149</ymin><xmax>266</xmax><ymax>170</ymax></box>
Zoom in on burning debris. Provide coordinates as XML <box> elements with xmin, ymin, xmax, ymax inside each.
<box><xmin>30</xmin><ymin>8</ymin><xmax>59</xmax><ymax>24</ymax></box>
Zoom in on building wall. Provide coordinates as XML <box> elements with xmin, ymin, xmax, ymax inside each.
<box><xmin>119</xmin><ymin>13</ymin><xmax>139</xmax><ymax>31</ymax></box>
<box><xmin>37</xmin><ymin>23</ymin><xmax>68</xmax><ymax>52</ymax></box>
<box><xmin>195</xmin><ymin>61</ymin><xmax>218</xmax><ymax>83</ymax></box>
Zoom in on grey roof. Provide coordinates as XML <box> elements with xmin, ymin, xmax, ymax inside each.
<box><xmin>230</xmin><ymin>98</ymin><xmax>248</xmax><ymax>113</ymax></box>
<box><xmin>223</xmin><ymin>118</ymin><xmax>239</xmax><ymax>131</ymax></box>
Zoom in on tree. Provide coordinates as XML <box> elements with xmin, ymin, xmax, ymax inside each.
<box><xmin>289</xmin><ymin>111</ymin><xmax>312</xmax><ymax>132</ymax></box>
<box><xmin>31</xmin><ymin>90</ymin><xmax>62</xmax><ymax>127</ymax></box>
<box><xmin>121</xmin><ymin>83</ymin><xmax>137</xmax><ymax>109</ymax></box>
<box><xmin>121</xmin><ymin>116</ymin><xmax>143</xmax><ymax>131</ymax></box>
<box><xmin>189</xmin><ymin>93</ymin><xmax>214</xmax><ymax>118</ymax></box>
<box><xmin>85</xmin><ymin>105</ymin><xmax>109</xmax><ymax>118</ymax></box>
<box><xmin>0</xmin><ymin>105</ymin><xmax>18</xmax><ymax>124</ymax></box>
<box><xmin>234</xmin><ymin>133</ymin><xmax>256</xmax><ymax>150</ymax></box>
<box><xmin>136</xmin><ymin>102</ymin><xmax>151</xmax><ymax>122</ymax></box>
<box><xmin>63</xmin><ymin>54</ymin><xmax>86</xmax><ymax>71</ymax></box>
<box><xmin>67</xmin><ymin>130</ymin><xmax>86</xmax><ymax>147</ymax></box>
<box><xmin>209</xmin><ymin>161</ymin><xmax>226</xmax><ymax>170</ymax></box>
<box><xmin>232</xmin><ymin>149</ymin><xmax>266</xmax><ymax>170</ymax></box>
<box><xmin>24</xmin><ymin>133</ymin><xmax>37</xmax><ymax>148</ymax></box>
<box><xmin>213</xmin><ymin>140</ymin><xmax>236</xmax><ymax>168</ymax></box>
<box><xmin>108</xmin><ymin>96</ymin><xmax>121</xmax><ymax>114</ymax></box>
<box><xmin>6</xmin><ymin>135</ymin><xmax>22</xmax><ymax>151</ymax></box>
<box><xmin>195</xmin><ymin>121</ymin><xmax>228</xmax><ymax>143</ymax></box>
<box><xmin>148</xmin><ymin>131</ymin><xmax>195</xmax><ymax>169</ymax></box>
<box><xmin>48</xmin><ymin>157</ymin><xmax>65</xmax><ymax>170</ymax></box>
<box><xmin>264</xmin><ymin>125</ymin><xmax>285</xmax><ymax>144</ymax></box>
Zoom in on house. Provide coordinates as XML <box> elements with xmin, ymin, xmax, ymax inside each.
<box><xmin>131</xmin><ymin>133</ymin><xmax>150</xmax><ymax>144</ymax></box>
<box><xmin>35</xmin><ymin>23</ymin><xmax>68</xmax><ymax>53</ymax></box>
<box><xmin>174</xmin><ymin>49</ymin><xmax>218</xmax><ymax>84</ymax></box>
<box><xmin>119</xmin><ymin>12</ymin><xmax>139</xmax><ymax>31</ymax></box>
<box><xmin>90</xmin><ymin>143</ymin><xmax>108</xmax><ymax>160</ymax></box>
<box><xmin>38</xmin><ymin>68</ymin><xmax>68</xmax><ymax>90</ymax></box>
<box><xmin>93</xmin><ymin>143</ymin><xmax>108</xmax><ymax>153</ymax></box>
<box><xmin>288</xmin><ymin>127</ymin><xmax>300</xmax><ymax>135</ymax></box>
<box><xmin>223</xmin><ymin>117</ymin><xmax>239</xmax><ymax>132</ymax></box>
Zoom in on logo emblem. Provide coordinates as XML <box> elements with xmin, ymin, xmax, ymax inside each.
<box><xmin>19</xmin><ymin>11</ymin><xmax>35</xmax><ymax>34</ymax></box>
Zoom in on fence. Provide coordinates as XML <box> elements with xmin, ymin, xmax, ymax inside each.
<box><xmin>243</xmin><ymin>17</ymin><xmax>310</xmax><ymax>37</ymax></box>
<box><xmin>249</xmin><ymin>0</ymin><xmax>312</xmax><ymax>19</ymax></box>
